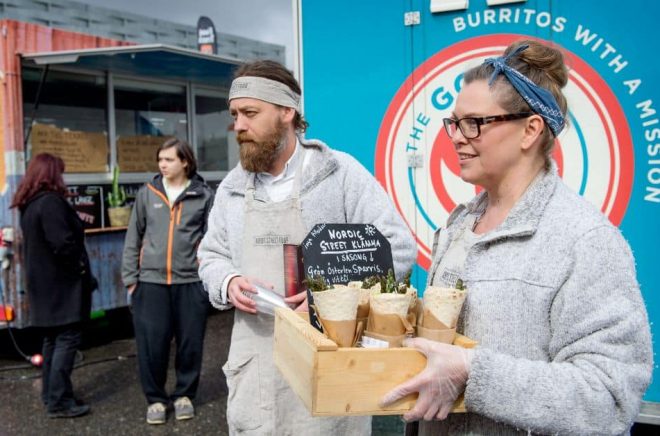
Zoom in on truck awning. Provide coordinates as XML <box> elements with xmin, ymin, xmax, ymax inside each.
<box><xmin>20</xmin><ymin>44</ymin><xmax>242</xmax><ymax>88</ymax></box>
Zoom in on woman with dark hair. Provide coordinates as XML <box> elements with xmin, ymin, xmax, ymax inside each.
<box><xmin>122</xmin><ymin>138</ymin><xmax>214</xmax><ymax>425</ymax></box>
<box><xmin>11</xmin><ymin>153</ymin><xmax>96</xmax><ymax>419</ymax></box>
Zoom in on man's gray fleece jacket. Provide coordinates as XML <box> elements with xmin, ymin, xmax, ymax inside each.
<box><xmin>424</xmin><ymin>165</ymin><xmax>652</xmax><ymax>435</ymax></box>
<box><xmin>198</xmin><ymin>139</ymin><xmax>417</xmax><ymax>307</ymax></box>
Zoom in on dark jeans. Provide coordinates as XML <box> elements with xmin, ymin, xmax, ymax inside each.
<box><xmin>41</xmin><ymin>323</ymin><xmax>82</xmax><ymax>412</ymax></box>
<box><xmin>131</xmin><ymin>281</ymin><xmax>210</xmax><ymax>404</ymax></box>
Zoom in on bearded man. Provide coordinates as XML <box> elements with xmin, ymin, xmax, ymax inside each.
<box><xmin>198</xmin><ymin>60</ymin><xmax>416</xmax><ymax>435</ymax></box>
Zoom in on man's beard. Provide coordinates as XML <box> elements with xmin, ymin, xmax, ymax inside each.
<box><xmin>237</xmin><ymin>121</ymin><xmax>287</xmax><ymax>173</ymax></box>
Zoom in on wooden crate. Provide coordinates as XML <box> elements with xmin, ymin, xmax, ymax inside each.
<box><xmin>273</xmin><ymin>307</ymin><xmax>477</xmax><ymax>416</ymax></box>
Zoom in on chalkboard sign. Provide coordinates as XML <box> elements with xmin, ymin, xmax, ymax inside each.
<box><xmin>67</xmin><ymin>182</ymin><xmax>143</xmax><ymax>230</ymax></box>
<box><xmin>301</xmin><ymin>224</ymin><xmax>393</xmax><ymax>333</ymax></box>
<box><xmin>65</xmin><ymin>179</ymin><xmax>220</xmax><ymax>230</ymax></box>
<box><xmin>301</xmin><ymin>223</ymin><xmax>393</xmax><ymax>285</ymax></box>
<box><xmin>67</xmin><ymin>185</ymin><xmax>105</xmax><ymax>229</ymax></box>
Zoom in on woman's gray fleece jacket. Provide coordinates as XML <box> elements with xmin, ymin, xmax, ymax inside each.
<box><xmin>198</xmin><ymin>139</ymin><xmax>417</xmax><ymax>308</ymax></box>
<box><xmin>424</xmin><ymin>165</ymin><xmax>652</xmax><ymax>435</ymax></box>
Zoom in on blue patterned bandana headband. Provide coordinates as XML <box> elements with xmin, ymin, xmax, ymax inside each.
<box><xmin>484</xmin><ymin>45</ymin><xmax>565</xmax><ymax>136</ymax></box>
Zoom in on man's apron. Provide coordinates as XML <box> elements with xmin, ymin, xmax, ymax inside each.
<box><xmin>223</xmin><ymin>151</ymin><xmax>370</xmax><ymax>435</ymax></box>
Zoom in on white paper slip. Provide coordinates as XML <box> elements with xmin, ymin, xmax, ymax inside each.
<box><xmin>360</xmin><ymin>335</ymin><xmax>390</xmax><ymax>348</ymax></box>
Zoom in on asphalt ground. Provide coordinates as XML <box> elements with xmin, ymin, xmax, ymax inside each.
<box><xmin>0</xmin><ymin>308</ymin><xmax>407</xmax><ymax>436</ymax></box>
<box><xmin>0</xmin><ymin>308</ymin><xmax>231</xmax><ymax>436</ymax></box>
<box><xmin>2</xmin><ymin>309</ymin><xmax>654</xmax><ymax>436</ymax></box>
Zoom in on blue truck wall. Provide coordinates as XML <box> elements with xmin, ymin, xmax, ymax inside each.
<box><xmin>298</xmin><ymin>0</ymin><xmax>660</xmax><ymax>403</ymax></box>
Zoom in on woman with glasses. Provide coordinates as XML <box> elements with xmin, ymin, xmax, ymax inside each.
<box><xmin>381</xmin><ymin>40</ymin><xmax>652</xmax><ymax>435</ymax></box>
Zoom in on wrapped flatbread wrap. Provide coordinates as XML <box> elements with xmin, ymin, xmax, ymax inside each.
<box><xmin>423</xmin><ymin>285</ymin><xmax>466</xmax><ymax>329</ymax></box>
<box><xmin>310</xmin><ymin>281</ymin><xmax>361</xmax><ymax>347</ymax></box>
<box><xmin>370</xmin><ymin>292</ymin><xmax>411</xmax><ymax>318</ymax></box>
<box><xmin>363</xmin><ymin>270</ymin><xmax>415</xmax><ymax>347</ymax></box>
<box><xmin>312</xmin><ymin>284</ymin><xmax>360</xmax><ymax>321</ymax></box>
<box><xmin>417</xmin><ymin>282</ymin><xmax>467</xmax><ymax>343</ymax></box>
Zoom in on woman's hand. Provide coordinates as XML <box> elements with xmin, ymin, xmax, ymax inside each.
<box><xmin>380</xmin><ymin>338</ymin><xmax>474</xmax><ymax>421</ymax></box>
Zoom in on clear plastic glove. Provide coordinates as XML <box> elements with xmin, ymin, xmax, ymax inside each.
<box><xmin>380</xmin><ymin>337</ymin><xmax>474</xmax><ymax>421</ymax></box>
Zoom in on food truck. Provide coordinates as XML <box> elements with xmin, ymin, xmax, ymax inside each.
<box><xmin>0</xmin><ymin>17</ymin><xmax>251</xmax><ymax>327</ymax></box>
<box><xmin>294</xmin><ymin>0</ymin><xmax>660</xmax><ymax>424</ymax></box>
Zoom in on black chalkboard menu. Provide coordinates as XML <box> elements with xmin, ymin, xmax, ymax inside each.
<box><xmin>67</xmin><ymin>185</ymin><xmax>105</xmax><ymax>229</ymax></box>
<box><xmin>66</xmin><ymin>180</ymin><xmax>220</xmax><ymax>230</ymax></box>
<box><xmin>301</xmin><ymin>223</ymin><xmax>393</xmax><ymax>285</ymax></box>
<box><xmin>67</xmin><ymin>182</ymin><xmax>142</xmax><ymax>230</ymax></box>
<box><xmin>300</xmin><ymin>224</ymin><xmax>393</xmax><ymax>332</ymax></box>
<box><xmin>120</xmin><ymin>183</ymin><xmax>143</xmax><ymax>207</ymax></box>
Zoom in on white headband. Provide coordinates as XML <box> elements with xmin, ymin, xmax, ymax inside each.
<box><xmin>229</xmin><ymin>76</ymin><xmax>301</xmax><ymax>112</ymax></box>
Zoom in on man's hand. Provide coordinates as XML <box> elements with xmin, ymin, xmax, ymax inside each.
<box><xmin>127</xmin><ymin>284</ymin><xmax>137</xmax><ymax>295</ymax></box>
<box><xmin>284</xmin><ymin>291</ymin><xmax>308</xmax><ymax>312</ymax></box>
<box><xmin>227</xmin><ymin>276</ymin><xmax>258</xmax><ymax>314</ymax></box>
<box><xmin>380</xmin><ymin>338</ymin><xmax>473</xmax><ymax>421</ymax></box>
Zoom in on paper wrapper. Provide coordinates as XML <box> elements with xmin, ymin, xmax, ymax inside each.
<box><xmin>422</xmin><ymin>286</ymin><xmax>467</xmax><ymax>329</ymax></box>
<box><xmin>417</xmin><ymin>308</ymin><xmax>456</xmax><ymax>343</ymax></box>
<box><xmin>312</xmin><ymin>285</ymin><xmax>361</xmax><ymax>347</ymax></box>
<box><xmin>316</xmin><ymin>317</ymin><xmax>363</xmax><ymax>347</ymax></box>
<box><xmin>417</xmin><ymin>286</ymin><xmax>466</xmax><ymax>344</ymax></box>
<box><xmin>364</xmin><ymin>309</ymin><xmax>413</xmax><ymax>347</ymax></box>
<box><xmin>365</xmin><ymin>293</ymin><xmax>414</xmax><ymax>347</ymax></box>
<box><xmin>357</xmin><ymin>289</ymin><xmax>370</xmax><ymax>326</ymax></box>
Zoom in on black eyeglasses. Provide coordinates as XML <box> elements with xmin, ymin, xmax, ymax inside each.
<box><xmin>443</xmin><ymin>112</ymin><xmax>534</xmax><ymax>139</ymax></box>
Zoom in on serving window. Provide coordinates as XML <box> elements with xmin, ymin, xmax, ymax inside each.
<box><xmin>194</xmin><ymin>88</ymin><xmax>237</xmax><ymax>172</ymax></box>
<box><xmin>21</xmin><ymin>63</ymin><xmax>233</xmax><ymax>229</ymax></box>
<box><xmin>22</xmin><ymin>67</ymin><xmax>109</xmax><ymax>173</ymax></box>
<box><xmin>114</xmin><ymin>79</ymin><xmax>187</xmax><ymax>173</ymax></box>
<box><xmin>21</xmin><ymin>66</ymin><xmax>232</xmax><ymax>184</ymax></box>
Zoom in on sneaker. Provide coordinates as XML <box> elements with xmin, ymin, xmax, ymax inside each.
<box><xmin>47</xmin><ymin>403</ymin><xmax>90</xmax><ymax>419</ymax></box>
<box><xmin>174</xmin><ymin>396</ymin><xmax>194</xmax><ymax>421</ymax></box>
<box><xmin>146</xmin><ymin>402</ymin><xmax>167</xmax><ymax>424</ymax></box>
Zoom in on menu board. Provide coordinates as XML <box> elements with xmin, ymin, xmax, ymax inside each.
<box><xmin>30</xmin><ymin>124</ymin><xmax>108</xmax><ymax>173</ymax></box>
<box><xmin>300</xmin><ymin>223</ymin><xmax>393</xmax><ymax>332</ymax></box>
<box><xmin>117</xmin><ymin>135</ymin><xmax>172</xmax><ymax>173</ymax></box>
<box><xmin>120</xmin><ymin>183</ymin><xmax>143</xmax><ymax>207</ymax></box>
<box><xmin>66</xmin><ymin>182</ymin><xmax>147</xmax><ymax>230</ymax></box>
<box><xmin>67</xmin><ymin>185</ymin><xmax>105</xmax><ymax>229</ymax></box>
<box><xmin>301</xmin><ymin>223</ymin><xmax>393</xmax><ymax>285</ymax></box>
<box><xmin>63</xmin><ymin>180</ymin><xmax>216</xmax><ymax>231</ymax></box>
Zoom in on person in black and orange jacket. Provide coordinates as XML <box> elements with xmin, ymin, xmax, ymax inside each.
<box><xmin>121</xmin><ymin>138</ymin><xmax>214</xmax><ymax>425</ymax></box>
